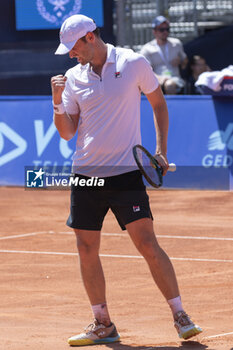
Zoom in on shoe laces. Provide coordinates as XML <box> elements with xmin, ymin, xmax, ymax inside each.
<box><xmin>175</xmin><ymin>311</ymin><xmax>193</xmax><ymax>327</ymax></box>
<box><xmin>85</xmin><ymin>319</ymin><xmax>104</xmax><ymax>333</ymax></box>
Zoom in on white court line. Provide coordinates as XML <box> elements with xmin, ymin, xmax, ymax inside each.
<box><xmin>0</xmin><ymin>231</ymin><xmax>54</xmax><ymax>240</ymax></box>
<box><xmin>1</xmin><ymin>231</ymin><xmax>233</xmax><ymax>242</ymax></box>
<box><xmin>0</xmin><ymin>249</ymin><xmax>232</xmax><ymax>263</ymax></box>
<box><xmin>203</xmin><ymin>331</ymin><xmax>233</xmax><ymax>340</ymax></box>
<box><xmin>57</xmin><ymin>232</ymin><xmax>233</xmax><ymax>241</ymax></box>
<box><xmin>0</xmin><ymin>249</ymin><xmax>77</xmax><ymax>256</ymax></box>
<box><xmin>57</xmin><ymin>232</ymin><xmax>124</xmax><ymax>236</ymax></box>
<box><xmin>157</xmin><ymin>234</ymin><xmax>233</xmax><ymax>242</ymax></box>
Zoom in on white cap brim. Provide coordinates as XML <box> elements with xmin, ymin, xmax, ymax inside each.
<box><xmin>55</xmin><ymin>40</ymin><xmax>76</xmax><ymax>55</ymax></box>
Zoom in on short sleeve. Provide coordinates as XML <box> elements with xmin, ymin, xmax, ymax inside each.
<box><xmin>62</xmin><ymin>70</ymin><xmax>80</xmax><ymax>115</ymax></box>
<box><xmin>135</xmin><ymin>55</ymin><xmax>159</xmax><ymax>94</ymax></box>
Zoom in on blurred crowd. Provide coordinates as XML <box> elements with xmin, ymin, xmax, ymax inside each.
<box><xmin>140</xmin><ymin>16</ymin><xmax>211</xmax><ymax>95</ymax></box>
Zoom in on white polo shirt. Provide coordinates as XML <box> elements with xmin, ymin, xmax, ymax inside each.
<box><xmin>62</xmin><ymin>44</ymin><xmax>159</xmax><ymax>177</ymax></box>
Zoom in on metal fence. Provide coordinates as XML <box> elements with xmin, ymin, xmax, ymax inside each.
<box><xmin>114</xmin><ymin>0</ymin><xmax>233</xmax><ymax>51</ymax></box>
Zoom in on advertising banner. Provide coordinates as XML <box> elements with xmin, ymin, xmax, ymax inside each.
<box><xmin>0</xmin><ymin>97</ymin><xmax>76</xmax><ymax>185</ymax></box>
<box><xmin>15</xmin><ymin>0</ymin><xmax>104</xmax><ymax>30</ymax></box>
<box><xmin>141</xmin><ymin>96</ymin><xmax>233</xmax><ymax>189</ymax></box>
<box><xmin>0</xmin><ymin>96</ymin><xmax>232</xmax><ymax>189</ymax></box>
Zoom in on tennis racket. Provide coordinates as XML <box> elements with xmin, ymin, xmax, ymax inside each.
<box><xmin>133</xmin><ymin>144</ymin><xmax>176</xmax><ymax>188</ymax></box>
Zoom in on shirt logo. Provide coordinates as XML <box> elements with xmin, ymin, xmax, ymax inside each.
<box><xmin>115</xmin><ymin>72</ymin><xmax>122</xmax><ymax>78</ymax></box>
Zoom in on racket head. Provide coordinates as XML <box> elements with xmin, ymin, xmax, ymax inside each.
<box><xmin>133</xmin><ymin>144</ymin><xmax>163</xmax><ymax>188</ymax></box>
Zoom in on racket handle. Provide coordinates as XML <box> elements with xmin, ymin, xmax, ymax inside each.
<box><xmin>168</xmin><ymin>163</ymin><xmax>176</xmax><ymax>172</ymax></box>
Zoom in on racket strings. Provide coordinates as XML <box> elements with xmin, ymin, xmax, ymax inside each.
<box><xmin>138</xmin><ymin>148</ymin><xmax>161</xmax><ymax>187</ymax></box>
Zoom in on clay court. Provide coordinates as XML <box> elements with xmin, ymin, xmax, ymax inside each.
<box><xmin>1</xmin><ymin>187</ymin><xmax>233</xmax><ymax>350</ymax></box>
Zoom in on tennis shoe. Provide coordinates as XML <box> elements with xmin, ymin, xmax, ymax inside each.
<box><xmin>67</xmin><ymin>319</ymin><xmax>120</xmax><ymax>346</ymax></box>
<box><xmin>174</xmin><ymin>311</ymin><xmax>202</xmax><ymax>340</ymax></box>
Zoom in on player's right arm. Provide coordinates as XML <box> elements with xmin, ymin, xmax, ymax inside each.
<box><xmin>51</xmin><ymin>74</ymin><xmax>80</xmax><ymax>141</ymax></box>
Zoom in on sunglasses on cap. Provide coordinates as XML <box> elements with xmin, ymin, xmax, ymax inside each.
<box><xmin>157</xmin><ymin>27</ymin><xmax>170</xmax><ymax>32</ymax></box>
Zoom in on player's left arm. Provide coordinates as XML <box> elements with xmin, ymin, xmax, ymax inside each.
<box><xmin>145</xmin><ymin>86</ymin><xmax>169</xmax><ymax>175</ymax></box>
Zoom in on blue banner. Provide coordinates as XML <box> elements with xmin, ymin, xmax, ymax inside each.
<box><xmin>15</xmin><ymin>0</ymin><xmax>104</xmax><ymax>30</ymax></box>
<box><xmin>141</xmin><ymin>95</ymin><xmax>233</xmax><ymax>189</ymax></box>
<box><xmin>0</xmin><ymin>96</ymin><xmax>76</xmax><ymax>185</ymax></box>
<box><xmin>0</xmin><ymin>96</ymin><xmax>233</xmax><ymax>189</ymax></box>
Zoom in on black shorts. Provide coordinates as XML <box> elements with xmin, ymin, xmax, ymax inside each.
<box><xmin>66</xmin><ymin>170</ymin><xmax>153</xmax><ymax>231</ymax></box>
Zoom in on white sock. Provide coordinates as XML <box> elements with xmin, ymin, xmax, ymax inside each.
<box><xmin>167</xmin><ymin>296</ymin><xmax>184</xmax><ymax>317</ymax></box>
<box><xmin>91</xmin><ymin>303</ymin><xmax>111</xmax><ymax>326</ymax></box>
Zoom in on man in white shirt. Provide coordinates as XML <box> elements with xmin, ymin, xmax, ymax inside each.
<box><xmin>51</xmin><ymin>14</ymin><xmax>202</xmax><ymax>346</ymax></box>
<box><xmin>140</xmin><ymin>16</ymin><xmax>188</xmax><ymax>94</ymax></box>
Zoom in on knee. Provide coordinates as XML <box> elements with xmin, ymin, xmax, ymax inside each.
<box><xmin>76</xmin><ymin>237</ymin><xmax>98</xmax><ymax>260</ymax></box>
<box><xmin>137</xmin><ymin>236</ymin><xmax>161</xmax><ymax>262</ymax></box>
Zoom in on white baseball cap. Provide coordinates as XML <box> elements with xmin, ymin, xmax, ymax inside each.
<box><xmin>152</xmin><ymin>15</ymin><xmax>169</xmax><ymax>28</ymax></box>
<box><xmin>55</xmin><ymin>14</ymin><xmax>97</xmax><ymax>55</ymax></box>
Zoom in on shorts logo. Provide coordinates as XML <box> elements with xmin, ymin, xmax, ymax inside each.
<box><xmin>26</xmin><ymin>168</ymin><xmax>45</xmax><ymax>188</ymax></box>
<box><xmin>133</xmin><ymin>205</ymin><xmax>140</xmax><ymax>212</ymax></box>
<box><xmin>36</xmin><ymin>0</ymin><xmax>82</xmax><ymax>25</ymax></box>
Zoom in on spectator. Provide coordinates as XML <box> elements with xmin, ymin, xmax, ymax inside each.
<box><xmin>186</xmin><ymin>55</ymin><xmax>211</xmax><ymax>94</ymax></box>
<box><xmin>140</xmin><ymin>16</ymin><xmax>188</xmax><ymax>94</ymax></box>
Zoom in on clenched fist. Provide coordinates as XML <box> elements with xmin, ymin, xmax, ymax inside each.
<box><xmin>51</xmin><ymin>75</ymin><xmax>67</xmax><ymax>104</ymax></box>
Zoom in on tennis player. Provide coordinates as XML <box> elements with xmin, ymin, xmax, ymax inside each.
<box><xmin>51</xmin><ymin>14</ymin><xmax>202</xmax><ymax>346</ymax></box>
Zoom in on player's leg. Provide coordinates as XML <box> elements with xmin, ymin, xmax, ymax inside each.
<box><xmin>66</xmin><ymin>184</ymin><xmax>120</xmax><ymax>345</ymax></box>
<box><xmin>126</xmin><ymin>217</ymin><xmax>179</xmax><ymax>300</ymax></box>
<box><xmin>66</xmin><ymin>183</ymin><xmax>111</xmax><ymax>319</ymax></box>
<box><xmin>74</xmin><ymin>228</ymin><xmax>110</xmax><ymax>322</ymax></box>
<box><xmin>126</xmin><ymin>217</ymin><xmax>202</xmax><ymax>339</ymax></box>
<box><xmin>108</xmin><ymin>172</ymin><xmax>179</xmax><ymax>300</ymax></box>
<box><xmin>74</xmin><ymin>229</ymin><xmax>104</xmax><ymax>306</ymax></box>
<box><xmin>67</xmin><ymin>228</ymin><xmax>120</xmax><ymax>346</ymax></box>
<box><xmin>110</xmin><ymin>171</ymin><xmax>202</xmax><ymax>340</ymax></box>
